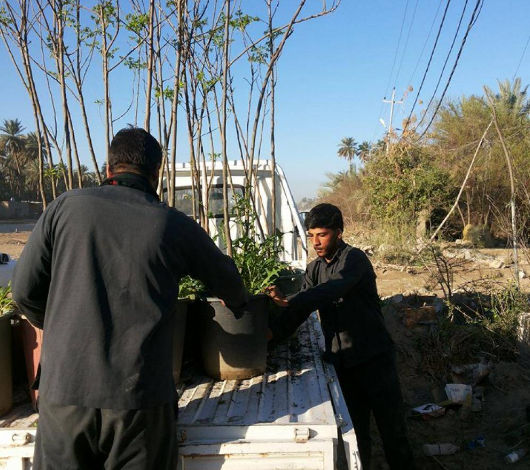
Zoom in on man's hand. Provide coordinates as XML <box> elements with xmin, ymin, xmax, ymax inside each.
<box><xmin>266</xmin><ymin>285</ymin><xmax>288</xmax><ymax>308</ymax></box>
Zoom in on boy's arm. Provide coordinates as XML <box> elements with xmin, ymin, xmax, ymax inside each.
<box><xmin>269</xmin><ymin>251</ymin><xmax>368</xmax><ymax>341</ymax></box>
<box><xmin>268</xmin><ymin>267</ymin><xmax>316</xmax><ymax>340</ymax></box>
<box><xmin>287</xmin><ymin>250</ymin><xmax>368</xmax><ymax>313</ymax></box>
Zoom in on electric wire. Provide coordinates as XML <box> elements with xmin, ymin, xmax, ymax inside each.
<box><xmin>418</xmin><ymin>0</ymin><xmax>485</xmax><ymax>139</ymax></box>
<box><xmin>407</xmin><ymin>0</ymin><xmax>444</xmax><ymax>88</ymax></box>
<box><xmin>513</xmin><ymin>31</ymin><xmax>530</xmax><ymax>79</ymax></box>
<box><xmin>383</xmin><ymin>0</ymin><xmax>410</xmax><ymax>98</ymax></box>
<box><xmin>371</xmin><ymin>0</ymin><xmax>412</xmax><ymax>144</ymax></box>
<box><xmin>471</xmin><ymin>0</ymin><xmax>484</xmax><ymax>27</ymax></box>
<box><xmin>416</xmin><ymin>0</ymin><xmax>469</xmax><ymax>129</ymax></box>
<box><xmin>407</xmin><ymin>0</ymin><xmax>453</xmax><ymax>122</ymax></box>
<box><xmin>394</xmin><ymin>0</ymin><xmax>420</xmax><ymax>91</ymax></box>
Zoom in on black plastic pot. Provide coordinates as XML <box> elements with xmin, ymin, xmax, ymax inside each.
<box><xmin>0</xmin><ymin>312</ymin><xmax>14</xmax><ymax>416</ymax></box>
<box><xmin>172</xmin><ymin>299</ymin><xmax>188</xmax><ymax>384</ymax></box>
<box><xmin>269</xmin><ymin>270</ymin><xmax>305</xmax><ymax>328</ymax></box>
<box><xmin>274</xmin><ymin>270</ymin><xmax>305</xmax><ymax>296</ymax></box>
<box><xmin>198</xmin><ymin>294</ymin><xmax>269</xmax><ymax>380</ymax></box>
<box><xmin>181</xmin><ymin>299</ymin><xmax>201</xmax><ymax>368</ymax></box>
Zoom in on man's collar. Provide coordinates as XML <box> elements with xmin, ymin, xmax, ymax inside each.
<box><xmin>101</xmin><ymin>172</ymin><xmax>159</xmax><ymax>200</ymax></box>
<box><xmin>317</xmin><ymin>240</ymin><xmax>347</xmax><ymax>264</ymax></box>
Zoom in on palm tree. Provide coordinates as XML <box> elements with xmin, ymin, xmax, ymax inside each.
<box><xmin>337</xmin><ymin>137</ymin><xmax>358</xmax><ymax>173</ymax></box>
<box><xmin>25</xmin><ymin>159</ymin><xmax>48</xmax><ymax>200</ymax></box>
<box><xmin>0</xmin><ymin>119</ymin><xmax>29</xmax><ymax>196</ymax></box>
<box><xmin>74</xmin><ymin>164</ymin><xmax>98</xmax><ymax>187</ymax></box>
<box><xmin>357</xmin><ymin>141</ymin><xmax>372</xmax><ymax>164</ymax></box>
<box><xmin>484</xmin><ymin>78</ymin><xmax>530</xmax><ymax>117</ymax></box>
<box><xmin>0</xmin><ymin>119</ymin><xmax>26</xmax><ymax>174</ymax></box>
<box><xmin>318</xmin><ymin>171</ymin><xmax>350</xmax><ymax>198</ymax></box>
<box><xmin>24</xmin><ymin>132</ymin><xmax>48</xmax><ymax>162</ymax></box>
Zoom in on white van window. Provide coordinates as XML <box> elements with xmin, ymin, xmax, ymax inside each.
<box><xmin>173</xmin><ymin>185</ymin><xmax>244</xmax><ymax>218</ymax></box>
<box><xmin>208</xmin><ymin>186</ymin><xmax>244</xmax><ymax>217</ymax></box>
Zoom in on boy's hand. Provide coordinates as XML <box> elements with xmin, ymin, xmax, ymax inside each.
<box><xmin>266</xmin><ymin>285</ymin><xmax>288</xmax><ymax>307</ymax></box>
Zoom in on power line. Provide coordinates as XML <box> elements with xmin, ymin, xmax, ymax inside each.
<box><xmin>371</xmin><ymin>0</ymin><xmax>412</xmax><ymax>144</ymax></box>
<box><xmin>383</xmin><ymin>0</ymin><xmax>411</xmax><ymax>98</ymax></box>
<box><xmin>394</xmin><ymin>0</ymin><xmax>419</xmax><ymax>89</ymax></box>
<box><xmin>513</xmin><ymin>32</ymin><xmax>530</xmax><ymax>79</ymax></box>
<box><xmin>416</xmin><ymin>0</ymin><xmax>469</xmax><ymax>129</ymax></box>
<box><xmin>407</xmin><ymin>0</ymin><xmax>453</xmax><ymax>122</ymax></box>
<box><xmin>371</xmin><ymin>0</ymin><xmax>432</xmax><ymax>144</ymax></box>
<box><xmin>407</xmin><ymin>0</ymin><xmax>444</xmax><ymax>87</ymax></box>
<box><xmin>418</xmin><ymin>0</ymin><xmax>485</xmax><ymax>139</ymax></box>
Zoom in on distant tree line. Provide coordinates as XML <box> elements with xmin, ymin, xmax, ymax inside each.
<box><xmin>0</xmin><ymin>118</ymin><xmax>100</xmax><ymax>202</ymax></box>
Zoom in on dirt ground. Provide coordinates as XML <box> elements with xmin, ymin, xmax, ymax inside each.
<box><xmin>379</xmin><ymin>299</ymin><xmax>530</xmax><ymax>470</ymax></box>
<box><xmin>0</xmin><ymin>232</ymin><xmax>31</xmax><ymax>261</ymax></box>
<box><xmin>2</xmin><ymin>224</ymin><xmax>530</xmax><ymax>469</ymax></box>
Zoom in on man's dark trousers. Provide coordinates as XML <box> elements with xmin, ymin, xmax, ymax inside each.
<box><xmin>337</xmin><ymin>349</ymin><xmax>416</xmax><ymax>470</ymax></box>
<box><xmin>33</xmin><ymin>398</ymin><xmax>178</xmax><ymax>470</ymax></box>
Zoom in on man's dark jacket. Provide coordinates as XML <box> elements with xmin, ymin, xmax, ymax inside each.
<box><xmin>12</xmin><ymin>175</ymin><xmax>247</xmax><ymax>409</ymax></box>
<box><xmin>271</xmin><ymin>242</ymin><xmax>392</xmax><ymax>368</ymax></box>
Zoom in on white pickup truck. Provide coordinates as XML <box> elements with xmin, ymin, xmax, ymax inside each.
<box><xmin>0</xmin><ymin>162</ymin><xmax>362</xmax><ymax>470</ymax></box>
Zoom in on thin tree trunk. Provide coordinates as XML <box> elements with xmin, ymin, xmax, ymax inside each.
<box><xmin>429</xmin><ymin>120</ymin><xmax>493</xmax><ymax>243</ymax></box>
<box><xmin>67</xmin><ymin>108</ymin><xmax>83</xmax><ymax>188</ymax></box>
<box><xmin>98</xmin><ymin>3</ymin><xmax>113</xmax><ymax>164</ymax></box>
<box><xmin>456</xmin><ymin>204</ymin><xmax>466</xmax><ymax>229</ymax></box>
<box><xmin>247</xmin><ymin>1</ymin><xmax>306</xmax><ymax>195</ymax></box>
<box><xmin>17</xmin><ymin>0</ymin><xmax>48</xmax><ymax>206</ymax></box>
<box><xmin>221</xmin><ymin>0</ymin><xmax>232</xmax><ymax>256</ymax></box>
<box><xmin>486</xmin><ymin>95</ymin><xmax>520</xmax><ymax>288</ymax></box>
<box><xmin>270</xmin><ymin>69</ymin><xmax>276</xmax><ymax>233</ymax></box>
<box><xmin>182</xmin><ymin>72</ymin><xmax>202</xmax><ymax>223</ymax></box>
<box><xmin>168</xmin><ymin>0</ymin><xmax>184</xmax><ymax>207</ymax></box>
<box><xmin>78</xmin><ymin>89</ymin><xmax>102</xmax><ymax>184</ymax></box>
<box><xmin>74</xmin><ymin>0</ymin><xmax>102</xmax><ymax>184</ymax></box>
<box><xmin>144</xmin><ymin>0</ymin><xmax>155</xmax><ymax>132</ymax></box>
<box><xmin>54</xmin><ymin>0</ymin><xmax>74</xmax><ymax>189</ymax></box>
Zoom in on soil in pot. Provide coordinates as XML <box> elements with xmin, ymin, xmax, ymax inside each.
<box><xmin>198</xmin><ymin>294</ymin><xmax>269</xmax><ymax>380</ymax></box>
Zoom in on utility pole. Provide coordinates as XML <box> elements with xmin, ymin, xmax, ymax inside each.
<box><xmin>383</xmin><ymin>87</ymin><xmax>404</xmax><ymax>154</ymax></box>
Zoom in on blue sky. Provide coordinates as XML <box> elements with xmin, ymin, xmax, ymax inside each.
<box><xmin>1</xmin><ymin>1</ymin><xmax>529</xmax><ymax>200</ymax></box>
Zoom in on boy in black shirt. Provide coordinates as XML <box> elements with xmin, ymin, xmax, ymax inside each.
<box><xmin>267</xmin><ymin>203</ymin><xmax>415</xmax><ymax>470</ymax></box>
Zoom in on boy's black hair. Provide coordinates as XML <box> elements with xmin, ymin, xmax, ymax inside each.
<box><xmin>108</xmin><ymin>127</ymin><xmax>162</xmax><ymax>177</ymax></box>
<box><xmin>304</xmin><ymin>203</ymin><xmax>344</xmax><ymax>231</ymax></box>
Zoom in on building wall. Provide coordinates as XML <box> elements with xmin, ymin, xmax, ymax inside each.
<box><xmin>0</xmin><ymin>201</ymin><xmax>42</xmax><ymax>220</ymax></box>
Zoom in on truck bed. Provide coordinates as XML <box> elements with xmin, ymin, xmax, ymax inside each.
<box><xmin>176</xmin><ymin>314</ymin><xmax>361</xmax><ymax>469</ymax></box>
<box><xmin>1</xmin><ymin>314</ymin><xmax>361</xmax><ymax>470</ymax></box>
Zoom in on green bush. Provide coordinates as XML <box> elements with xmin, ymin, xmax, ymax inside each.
<box><xmin>363</xmin><ymin>143</ymin><xmax>452</xmax><ymax>228</ymax></box>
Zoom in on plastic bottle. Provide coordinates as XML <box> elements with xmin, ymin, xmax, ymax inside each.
<box><xmin>504</xmin><ymin>448</ymin><xmax>528</xmax><ymax>464</ymax></box>
<box><xmin>423</xmin><ymin>443</ymin><xmax>460</xmax><ymax>456</ymax></box>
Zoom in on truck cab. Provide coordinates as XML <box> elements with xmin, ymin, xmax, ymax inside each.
<box><xmin>166</xmin><ymin>160</ymin><xmax>307</xmax><ymax>270</ymax></box>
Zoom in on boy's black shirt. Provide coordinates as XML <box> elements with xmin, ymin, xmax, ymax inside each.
<box><xmin>271</xmin><ymin>241</ymin><xmax>393</xmax><ymax>368</ymax></box>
